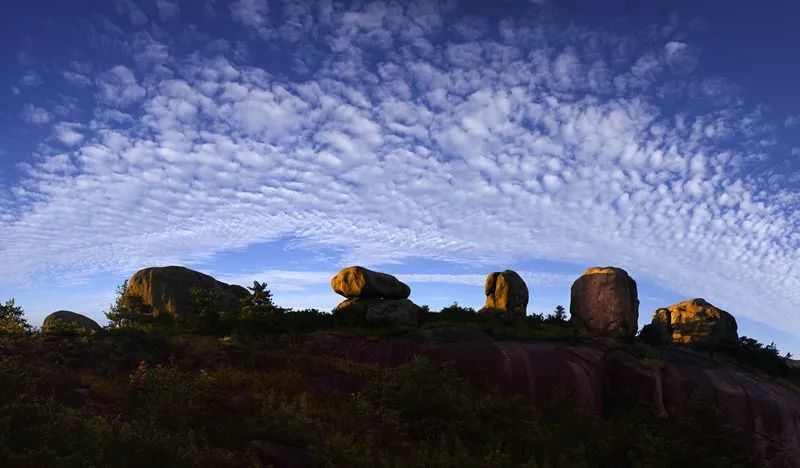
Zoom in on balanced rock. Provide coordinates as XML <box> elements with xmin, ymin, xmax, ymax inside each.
<box><xmin>127</xmin><ymin>266</ymin><xmax>249</xmax><ymax>321</ymax></box>
<box><xmin>570</xmin><ymin>266</ymin><xmax>639</xmax><ymax>339</ymax></box>
<box><xmin>334</xmin><ymin>298</ymin><xmax>420</xmax><ymax>327</ymax></box>
<box><xmin>651</xmin><ymin>298</ymin><xmax>738</xmax><ymax>347</ymax></box>
<box><xmin>483</xmin><ymin>270</ymin><xmax>528</xmax><ymax>316</ymax></box>
<box><xmin>331</xmin><ymin>266</ymin><xmax>410</xmax><ymax>299</ymax></box>
<box><xmin>42</xmin><ymin>310</ymin><xmax>101</xmax><ymax>334</ymax></box>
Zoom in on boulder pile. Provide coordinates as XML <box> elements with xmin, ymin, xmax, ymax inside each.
<box><xmin>331</xmin><ymin>266</ymin><xmax>420</xmax><ymax>326</ymax></box>
<box><xmin>569</xmin><ymin>266</ymin><xmax>639</xmax><ymax>339</ymax></box>
<box><xmin>127</xmin><ymin>266</ymin><xmax>249</xmax><ymax>322</ymax></box>
<box><xmin>482</xmin><ymin>270</ymin><xmax>528</xmax><ymax>317</ymax></box>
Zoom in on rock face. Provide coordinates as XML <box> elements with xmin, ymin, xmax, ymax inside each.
<box><xmin>127</xmin><ymin>266</ymin><xmax>249</xmax><ymax>321</ymax></box>
<box><xmin>483</xmin><ymin>270</ymin><xmax>528</xmax><ymax>316</ymax></box>
<box><xmin>570</xmin><ymin>266</ymin><xmax>639</xmax><ymax>338</ymax></box>
<box><xmin>651</xmin><ymin>298</ymin><xmax>738</xmax><ymax>347</ymax></box>
<box><xmin>307</xmin><ymin>333</ymin><xmax>800</xmax><ymax>466</ymax></box>
<box><xmin>42</xmin><ymin>310</ymin><xmax>101</xmax><ymax>334</ymax></box>
<box><xmin>333</xmin><ymin>298</ymin><xmax>420</xmax><ymax>327</ymax></box>
<box><xmin>331</xmin><ymin>266</ymin><xmax>410</xmax><ymax>299</ymax></box>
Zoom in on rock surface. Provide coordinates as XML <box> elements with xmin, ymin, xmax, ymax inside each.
<box><xmin>247</xmin><ymin>440</ymin><xmax>310</xmax><ymax>468</ymax></box>
<box><xmin>334</xmin><ymin>297</ymin><xmax>419</xmax><ymax>327</ymax></box>
<box><xmin>307</xmin><ymin>332</ymin><xmax>800</xmax><ymax>466</ymax></box>
<box><xmin>127</xmin><ymin>266</ymin><xmax>249</xmax><ymax>321</ymax></box>
<box><xmin>570</xmin><ymin>266</ymin><xmax>639</xmax><ymax>338</ymax></box>
<box><xmin>42</xmin><ymin>310</ymin><xmax>101</xmax><ymax>334</ymax></box>
<box><xmin>331</xmin><ymin>266</ymin><xmax>410</xmax><ymax>299</ymax></box>
<box><xmin>483</xmin><ymin>270</ymin><xmax>528</xmax><ymax>316</ymax></box>
<box><xmin>652</xmin><ymin>298</ymin><xmax>738</xmax><ymax>347</ymax></box>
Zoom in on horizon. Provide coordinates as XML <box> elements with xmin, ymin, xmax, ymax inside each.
<box><xmin>1</xmin><ymin>0</ymin><xmax>799</xmax><ymax>354</ymax></box>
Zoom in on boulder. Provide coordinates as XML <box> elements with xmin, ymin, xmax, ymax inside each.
<box><xmin>42</xmin><ymin>310</ymin><xmax>101</xmax><ymax>334</ymax></box>
<box><xmin>570</xmin><ymin>266</ymin><xmax>639</xmax><ymax>339</ymax></box>
<box><xmin>331</xmin><ymin>266</ymin><xmax>410</xmax><ymax>299</ymax></box>
<box><xmin>334</xmin><ymin>298</ymin><xmax>420</xmax><ymax>327</ymax></box>
<box><xmin>127</xmin><ymin>266</ymin><xmax>249</xmax><ymax>321</ymax></box>
<box><xmin>651</xmin><ymin>298</ymin><xmax>738</xmax><ymax>347</ymax></box>
<box><xmin>483</xmin><ymin>270</ymin><xmax>528</xmax><ymax>316</ymax></box>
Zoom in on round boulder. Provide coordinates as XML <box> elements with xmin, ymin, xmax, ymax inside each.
<box><xmin>42</xmin><ymin>310</ymin><xmax>101</xmax><ymax>334</ymax></box>
<box><xmin>651</xmin><ymin>298</ymin><xmax>738</xmax><ymax>347</ymax></box>
<box><xmin>331</xmin><ymin>266</ymin><xmax>411</xmax><ymax>299</ymax></box>
<box><xmin>483</xmin><ymin>270</ymin><xmax>528</xmax><ymax>317</ymax></box>
<box><xmin>570</xmin><ymin>266</ymin><xmax>639</xmax><ymax>339</ymax></box>
<box><xmin>127</xmin><ymin>266</ymin><xmax>250</xmax><ymax>321</ymax></box>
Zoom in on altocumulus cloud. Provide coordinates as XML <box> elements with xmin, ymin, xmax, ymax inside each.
<box><xmin>2</xmin><ymin>1</ymin><xmax>799</xmax><ymax>333</ymax></box>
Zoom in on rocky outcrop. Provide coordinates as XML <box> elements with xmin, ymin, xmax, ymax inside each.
<box><xmin>331</xmin><ymin>266</ymin><xmax>410</xmax><ymax>299</ymax></box>
<box><xmin>127</xmin><ymin>266</ymin><xmax>249</xmax><ymax>321</ymax></box>
<box><xmin>42</xmin><ymin>310</ymin><xmax>101</xmax><ymax>334</ymax></box>
<box><xmin>334</xmin><ymin>298</ymin><xmax>420</xmax><ymax>327</ymax></box>
<box><xmin>307</xmin><ymin>332</ymin><xmax>800</xmax><ymax>466</ymax></box>
<box><xmin>651</xmin><ymin>298</ymin><xmax>738</xmax><ymax>347</ymax></box>
<box><xmin>570</xmin><ymin>266</ymin><xmax>639</xmax><ymax>339</ymax></box>
<box><xmin>483</xmin><ymin>270</ymin><xmax>528</xmax><ymax>316</ymax></box>
<box><xmin>331</xmin><ymin>266</ymin><xmax>419</xmax><ymax>326</ymax></box>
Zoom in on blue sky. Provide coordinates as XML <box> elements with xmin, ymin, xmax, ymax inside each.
<box><xmin>1</xmin><ymin>0</ymin><xmax>799</xmax><ymax>353</ymax></box>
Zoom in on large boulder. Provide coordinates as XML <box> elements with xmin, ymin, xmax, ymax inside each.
<box><xmin>483</xmin><ymin>270</ymin><xmax>528</xmax><ymax>317</ymax></box>
<box><xmin>331</xmin><ymin>266</ymin><xmax>410</xmax><ymax>299</ymax></box>
<box><xmin>42</xmin><ymin>310</ymin><xmax>101</xmax><ymax>334</ymax></box>
<box><xmin>570</xmin><ymin>266</ymin><xmax>639</xmax><ymax>339</ymax></box>
<box><xmin>333</xmin><ymin>298</ymin><xmax>420</xmax><ymax>327</ymax></box>
<box><xmin>127</xmin><ymin>266</ymin><xmax>249</xmax><ymax>321</ymax></box>
<box><xmin>651</xmin><ymin>298</ymin><xmax>738</xmax><ymax>347</ymax></box>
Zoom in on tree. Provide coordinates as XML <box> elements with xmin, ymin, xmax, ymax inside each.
<box><xmin>105</xmin><ymin>281</ymin><xmax>153</xmax><ymax>328</ymax></box>
<box><xmin>553</xmin><ymin>305</ymin><xmax>567</xmax><ymax>321</ymax></box>
<box><xmin>237</xmin><ymin>281</ymin><xmax>282</xmax><ymax>331</ymax></box>
<box><xmin>0</xmin><ymin>299</ymin><xmax>31</xmax><ymax>337</ymax></box>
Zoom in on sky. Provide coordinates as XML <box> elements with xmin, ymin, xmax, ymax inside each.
<box><xmin>1</xmin><ymin>0</ymin><xmax>799</xmax><ymax>353</ymax></box>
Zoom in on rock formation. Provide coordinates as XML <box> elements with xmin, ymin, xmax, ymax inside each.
<box><xmin>570</xmin><ymin>266</ymin><xmax>639</xmax><ymax>339</ymax></box>
<box><xmin>42</xmin><ymin>310</ymin><xmax>101</xmax><ymax>334</ymax></box>
<box><xmin>127</xmin><ymin>266</ymin><xmax>249</xmax><ymax>321</ymax></box>
<box><xmin>331</xmin><ymin>266</ymin><xmax>410</xmax><ymax>299</ymax></box>
<box><xmin>331</xmin><ymin>266</ymin><xmax>419</xmax><ymax>326</ymax></box>
<box><xmin>650</xmin><ymin>298</ymin><xmax>738</xmax><ymax>347</ymax></box>
<box><xmin>483</xmin><ymin>270</ymin><xmax>528</xmax><ymax>316</ymax></box>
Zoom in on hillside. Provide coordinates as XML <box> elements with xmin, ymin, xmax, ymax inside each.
<box><xmin>1</xmin><ymin>265</ymin><xmax>799</xmax><ymax>467</ymax></box>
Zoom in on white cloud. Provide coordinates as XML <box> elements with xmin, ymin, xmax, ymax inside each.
<box><xmin>21</xmin><ymin>104</ymin><xmax>52</xmax><ymax>125</ymax></box>
<box><xmin>97</xmin><ymin>65</ymin><xmax>146</xmax><ymax>106</ymax></box>
<box><xmin>54</xmin><ymin>123</ymin><xmax>84</xmax><ymax>146</ymax></box>
<box><xmin>786</xmin><ymin>115</ymin><xmax>800</xmax><ymax>127</ymax></box>
<box><xmin>1</xmin><ymin>1</ymin><xmax>799</xmax><ymax>336</ymax></box>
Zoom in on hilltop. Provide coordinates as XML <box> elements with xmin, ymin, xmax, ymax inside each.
<box><xmin>1</xmin><ymin>265</ymin><xmax>799</xmax><ymax>467</ymax></box>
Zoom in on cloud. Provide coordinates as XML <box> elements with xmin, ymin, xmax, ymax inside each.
<box><xmin>19</xmin><ymin>69</ymin><xmax>43</xmax><ymax>87</ymax></box>
<box><xmin>230</xmin><ymin>0</ymin><xmax>269</xmax><ymax>30</ymax></box>
<box><xmin>96</xmin><ymin>65</ymin><xmax>146</xmax><ymax>106</ymax></box>
<box><xmin>1</xmin><ymin>1</ymin><xmax>799</xmax><ymax>336</ymax></box>
<box><xmin>21</xmin><ymin>104</ymin><xmax>52</xmax><ymax>125</ymax></box>
<box><xmin>54</xmin><ymin>123</ymin><xmax>84</xmax><ymax>146</ymax></box>
<box><xmin>156</xmin><ymin>0</ymin><xmax>180</xmax><ymax>21</ymax></box>
<box><xmin>786</xmin><ymin>115</ymin><xmax>800</xmax><ymax>127</ymax></box>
